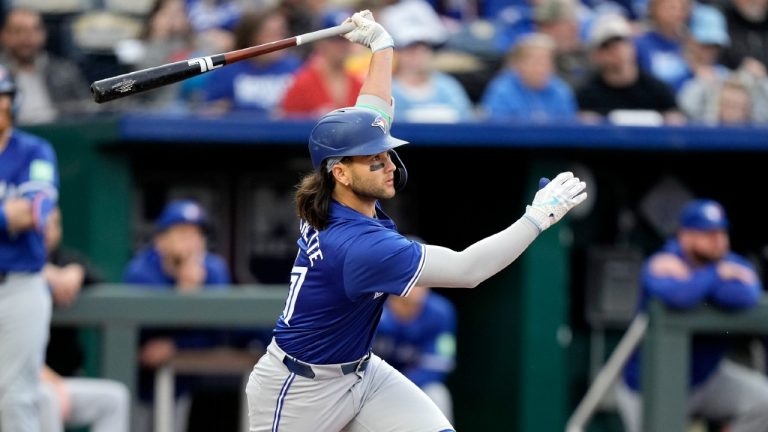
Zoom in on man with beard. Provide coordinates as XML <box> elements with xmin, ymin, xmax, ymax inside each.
<box><xmin>0</xmin><ymin>8</ymin><xmax>92</xmax><ymax>125</ymax></box>
<box><xmin>615</xmin><ymin>199</ymin><xmax>768</xmax><ymax>432</ymax></box>
<box><xmin>575</xmin><ymin>13</ymin><xmax>685</xmax><ymax>125</ymax></box>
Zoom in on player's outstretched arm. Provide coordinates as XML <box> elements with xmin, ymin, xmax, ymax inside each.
<box><xmin>343</xmin><ymin>10</ymin><xmax>394</xmax><ymax>103</ymax></box>
<box><xmin>416</xmin><ymin>172</ymin><xmax>587</xmax><ymax>289</ymax></box>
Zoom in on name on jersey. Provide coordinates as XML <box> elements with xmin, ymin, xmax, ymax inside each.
<box><xmin>299</xmin><ymin>220</ymin><xmax>324</xmax><ymax>267</ymax></box>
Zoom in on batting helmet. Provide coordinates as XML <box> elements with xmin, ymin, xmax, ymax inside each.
<box><xmin>308</xmin><ymin>107</ymin><xmax>410</xmax><ymax>190</ymax></box>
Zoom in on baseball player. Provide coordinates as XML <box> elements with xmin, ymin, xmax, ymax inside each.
<box><xmin>616</xmin><ymin>199</ymin><xmax>768</xmax><ymax>432</ymax></box>
<box><xmin>374</xmin><ymin>285</ymin><xmax>457</xmax><ymax>422</ymax></box>
<box><xmin>245</xmin><ymin>10</ymin><xmax>587</xmax><ymax>432</ymax></box>
<box><xmin>0</xmin><ymin>63</ymin><xmax>60</xmax><ymax>431</ymax></box>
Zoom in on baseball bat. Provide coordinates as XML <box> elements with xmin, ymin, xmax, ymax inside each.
<box><xmin>90</xmin><ymin>22</ymin><xmax>356</xmax><ymax>104</ymax></box>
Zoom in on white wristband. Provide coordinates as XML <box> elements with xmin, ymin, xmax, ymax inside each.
<box><xmin>370</xmin><ymin>33</ymin><xmax>394</xmax><ymax>52</ymax></box>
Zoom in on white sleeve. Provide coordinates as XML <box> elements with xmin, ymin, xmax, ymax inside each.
<box><xmin>415</xmin><ymin>217</ymin><xmax>540</xmax><ymax>288</ymax></box>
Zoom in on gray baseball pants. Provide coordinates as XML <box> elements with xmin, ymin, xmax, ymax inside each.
<box><xmin>39</xmin><ymin>377</ymin><xmax>130</xmax><ymax>432</ymax></box>
<box><xmin>246</xmin><ymin>339</ymin><xmax>454</xmax><ymax>432</ymax></box>
<box><xmin>0</xmin><ymin>273</ymin><xmax>51</xmax><ymax>432</ymax></box>
<box><xmin>616</xmin><ymin>359</ymin><xmax>768</xmax><ymax>432</ymax></box>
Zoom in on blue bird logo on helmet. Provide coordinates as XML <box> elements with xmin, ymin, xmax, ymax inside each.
<box><xmin>371</xmin><ymin>116</ymin><xmax>387</xmax><ymax>133</ymax></box>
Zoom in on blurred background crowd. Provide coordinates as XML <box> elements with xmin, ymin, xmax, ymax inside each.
<box><xmin>3</xmin><ymin>0</ymin><xmax>768</xmax><ymax>126</ymax></box>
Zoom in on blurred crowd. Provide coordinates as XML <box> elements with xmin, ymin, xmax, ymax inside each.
<box><xmin>3</xmin><ymin>0</ymin><xmax>768</xmax><ymax>126</ymax></box>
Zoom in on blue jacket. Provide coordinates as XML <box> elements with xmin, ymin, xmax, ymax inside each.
<box><xmin>481</xmin><ymin>70</ymin><xmax>577</xmax><ymax>122</ymax></box>
<box><xmin>123</xmin><ymin>246</ymin><xmax>232</xmax><ymax>400</ymax></box>
<box><xmin>623</xmin><ymin>239</ymin><xmax>762</xmax><ymax>390</ymax></box>
<box><xmin>374</xmin><ymin>292</ymin><xmax>456</xmax><ymax>388</ymax></box>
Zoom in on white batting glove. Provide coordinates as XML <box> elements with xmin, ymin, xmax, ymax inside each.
<box><xmin>524</xmin><ymin>172</ymin><xmax>587</xmax><ymax>232</ymax></box>
<box><xmin>342</xmin><ymin>10</ymin><xmax>394</xmax><ymax>53</ymax></box>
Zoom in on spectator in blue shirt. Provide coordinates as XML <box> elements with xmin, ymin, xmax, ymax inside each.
<box><xmin>634</xmin><ymin>0</ymin><xmax>691</xmax><ymax>92</ymax></box>
<box><xmin>123</xmin><ymin>199</ymin><xmax>231</xmax><ymax>432</ymax></box>
<box><xmin>380</xmin><ymin>0</ymin><xmax>475</xmax><ymax>123</ymax></box>
<box><xmin>616</xmin><ymin>199</ymin><xmax>768</xmax><ymax>432</ymax></box>
<box><xmin>374</xmin><ymin>285</ymin><xmax>457</xmax><ymax>422</ymax></box>
<box><xmin>481</xmin><ymin>32</ymin><xmax>577</xmax><ymax>122</ymax></box>
<box><xmin>201</xmin><ymin>8</ymin><xmax>302</xmax><ymax>115</ymax></box>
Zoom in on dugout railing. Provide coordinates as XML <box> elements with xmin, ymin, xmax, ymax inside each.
<box><xmin>50</xmin><ymin>284</ymin><xmax>286</xmax><ymax>430</ymax></box>
<box><xmin>641</xmin><ymin>297</ymin><xmax>768</xmax><ymax>431</ymax></box>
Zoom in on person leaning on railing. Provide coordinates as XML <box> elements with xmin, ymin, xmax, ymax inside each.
<box><xmin>615</xmin><ymin>198</ymin><xmax>768</xmax><ymax>432</ymax></box>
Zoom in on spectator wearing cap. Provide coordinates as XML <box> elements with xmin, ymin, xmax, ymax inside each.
<box><xmin>616</xmin><ymin>198</ymin><xmax>768</xmax><ymax>432</ymax></box>
<box><xmin>678</xmin><ymin>4</ymin><xmax>768</xmax><ymax>125</ymax></box>
<box><xmin>278</xmin><ymin>9</ymin><xmax>362</xmax><ymax>118</ymax></box>
<box><xmin>122</xmin><ymin>199</ymin><xmax>231</xmax><ymax>432</ymax></box>
<box><xmin>480</xmin><ymin>32</ymin><xmax>577</xmax><ymax>122</ymax></box>
<box><xmin>378</xmin><ymin>0</ymin><xmax>474</xmax><ymax>122</ymax></box>
<box><xmin>575</xmin><ymin>14</ymin><xmax>686</xmax><ymax>125</ymax></box>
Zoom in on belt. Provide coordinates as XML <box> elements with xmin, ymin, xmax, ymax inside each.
<box><xmin>282</xmin><ymin>354</ymin><xmax>370</xmax><ymax>379</ymax></box>
<box><xmin>0</xmin><ymin>272</ymin><xmax>6</xmax><ymax>284</ymax></box>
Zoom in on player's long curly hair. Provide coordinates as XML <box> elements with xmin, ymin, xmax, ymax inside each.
<box><xmin>295</xmin><ymin>160</ymin><xmax>340</xmax><ymax>230</ymax></box>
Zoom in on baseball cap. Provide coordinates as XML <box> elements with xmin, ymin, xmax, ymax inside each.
<box><xmin>587</xmin><ymin>14</ymin><xmax>632</xmax><ymax>50</ymax></box>
<box><xmin>690</xmin><ymin>5</ymin><xmax>730</xmax><ymax>46</ymax></box>
<box><xmin>380</xmin><ymin>0</ymin><xmax>448</xmax><ymax>48</ymax></box>
<box><xmin>155</xmin><ymin>199</ymin><xmax>208</xmax><ymax>232</ymax></box>
<box><xmin>534</xmin><ymin>0</ymin><xmax>578</xmax><ymax>24</ymax></box>
<box><xmin>679</xmin><ymin>199</ymin><xmax>729</xmax><ymax>231</ymax></box>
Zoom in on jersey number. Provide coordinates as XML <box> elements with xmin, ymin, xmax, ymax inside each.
<box><xmin>282</xmin><ymin>266</ymin><xmax>308</xmax><ymax>325</ymax></box>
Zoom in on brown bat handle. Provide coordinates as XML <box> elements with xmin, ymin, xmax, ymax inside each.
<box><xmin>224</xmin><ymin>22</ymin><xmax>355</xmax><ymax>63</ymax></box>
<box><xmin>223</xmin><ymin>38</ymin><xmax>298</xmax><ymax>63</ymax></box>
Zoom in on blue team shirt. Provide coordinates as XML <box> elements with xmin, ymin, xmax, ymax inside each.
<box><xmin>203</xmin><ymin>56</ymin><xmax>302</xmax><ymax>113</ymax></box>
<box><xmin>0</xmin><ymin>129</ymin><xmax>59</xmax><ymax>272</ymax></box>
<box><xmin>123</xmin><ymin>245</ymin><xmax>232</xmax><ymax>400</ymax></box>
<box><xmin>274</xmin><ymin>200</ymin><xmax>426</xmax><ymax>364</ymax></box>
<box><xmin>392</xmin><ymin>72</ymin><xmax>475</xmax><ymax>122</ymax></box>
<box><xmin>635</xmin><ymin>31</ymin><xmax>688</xmax><ymax>93</ymax></box>
<box><xmin>481</xmin><ymin>70</ymin><xmax>577</xmax><ymax>122</ymax></box>
<box><xmin>122</xmin><ymin>246</ymin><xmax>231</xmax><ymax>287</ymax></box>
<box><xmin>374</xmin><ymin>292</ymin><xmax>457</xmax><ymax>387</ymax></box>
<box><xmin>623</xmin><ymin>239</ymin><xmax>762</xmax><ymax>390</ymax></box>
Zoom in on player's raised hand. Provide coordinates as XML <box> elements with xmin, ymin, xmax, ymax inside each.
<box><xmin>342</xmin><ymin>10</ymin><xmax>394</xmax><ymax>52</ymax></box>
<box><xmin>524</xmin><ymin>171</ymin><xmax>587</xmax><ymax>232</ymax></box>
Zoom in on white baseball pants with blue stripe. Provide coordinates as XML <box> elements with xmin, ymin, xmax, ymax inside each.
<box><xmin>0</xmin><ymin>273</ymin><xmax>51</xmax><ymax>432</ymax></box>
<box><xmin>246</xmin><ymin>340</ymin><xmax>454</xmax><ymax>432</ymax></box>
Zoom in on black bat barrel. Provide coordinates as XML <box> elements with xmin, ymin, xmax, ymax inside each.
<box><xmin>90</xmin><ymin>54</ymin><xmax>226</xmax><ymax>103</ymax></box>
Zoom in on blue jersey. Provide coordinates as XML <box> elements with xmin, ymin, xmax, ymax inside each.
<box><xmin>0</xmin><ymin>129</ymin><xmax>59</xmax><ymax>272</ymax></box>
<box><xmin>274</xmin><ymin>200</ymin><xmax>426</xmax><ymax>364</ymax></box>
<box><xmin>374</xmin><ymin>292</ymin><xmax>457</xmax><ymax>388</ymax></box>
<box><xmin>122</xmin><ymin>246</ymin><xmax>231</xmax><ymax>287</ymax></box>
<box><xmin>203</xmin><ymin>56</ymin><xmax>302</xmax><ymax>113</ymax></box>
<box><xmin>123</xmin><ymin>245</ymin><xmax>232</xmax><ymax>400</ymax></box>
<box><xmin>623</xmin><ymin>239</ymin><xmax>762</xmax><ymax>390</ymax></box>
